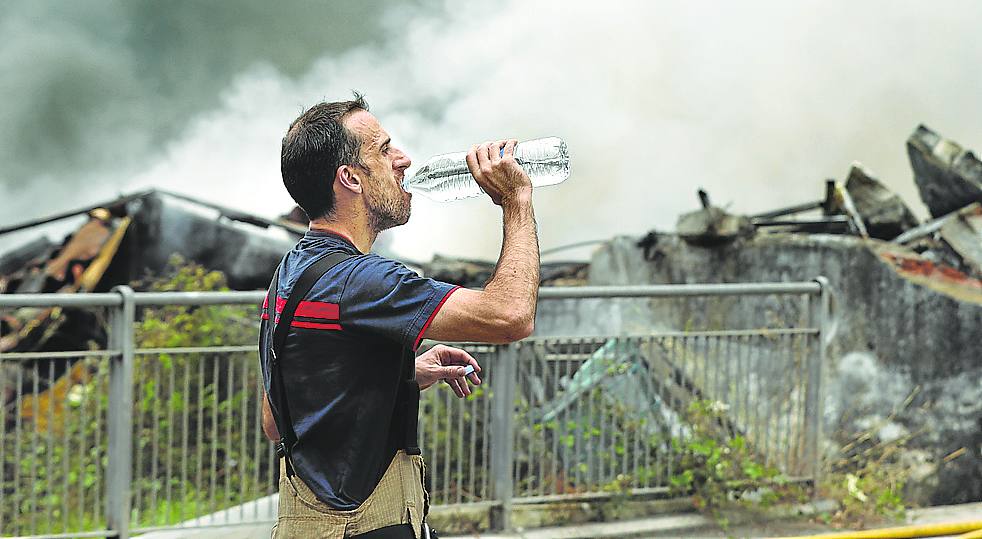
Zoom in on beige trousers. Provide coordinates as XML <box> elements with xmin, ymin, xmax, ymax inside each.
<box><xmin>272</xmin><ymin>450</ymin><xmax>427</xmax><ymax>538</ymax></box>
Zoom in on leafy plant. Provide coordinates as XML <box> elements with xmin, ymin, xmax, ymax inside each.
<box><xmin>129</xmin><ymin>257</ymin><xmax>271</xmax><ymax>527</ymax></box>
<box><xmin>820</xmin><ymin>430</ymin><xmax>911</xmax><ymax>528</ymax></box>
<box><xmin>668</xmin><ymin>400</ymin><xmax>804</xmax><ymax>528</ymax></box>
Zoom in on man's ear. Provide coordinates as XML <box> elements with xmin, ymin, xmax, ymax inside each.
<box><xmin>336</xmin><ymin>165</ymin><xmax>363</xmax><ymax>194</ymax></box>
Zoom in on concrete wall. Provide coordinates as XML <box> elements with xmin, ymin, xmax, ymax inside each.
<box><xmin>533</xmin><ymin>233</ymin><xmax>982</xmax><ymax>505</ymax></box>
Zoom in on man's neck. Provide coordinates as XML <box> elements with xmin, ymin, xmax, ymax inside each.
<box><xmin>308</xmin><ymin>219</ymin><xmax>376</xmax><ymax>254</ymax></box>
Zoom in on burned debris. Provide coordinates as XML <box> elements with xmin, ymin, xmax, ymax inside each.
<box><xmin>843</xmin><ymin>163</ymin><xmax>919</xmax><ymax>240</ymax></box>
<box><xmin>675</xmin><ymin>189</ymin><xmax>755</xmax><ymax>246</ymax></box>
<box><xmin>908</xmin><ymin>124</ymin><xmax>982</xmax><ymax>219</ymax></box>
<box><xmin>2</xmin><ymin>189</ymin><xmax>303</xmax><ymax>355</ymax></box>
<box><xmin>586</xmin><ymin>124</ymin><xmax>982</xmax><ymax>506</ymax></box>
<box><xmin>0</xmin><ymin>190</ymin><xmax>305</xmax><ymax>429</ymax></box>
<box><xmin>0</xmin><ymin>189</ymin><xmax>303</xmax><ymax>297</ymax></box>
<box><xmin>674</xmin><ymin>125</ymin><xmax>982</xmax><ymax>281</ymax></box>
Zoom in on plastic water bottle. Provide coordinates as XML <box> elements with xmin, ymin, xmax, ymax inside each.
<box><xmin>402</xmin><ymin>137</ymin><xmax>570</xmax><ymax>202</ymax></box>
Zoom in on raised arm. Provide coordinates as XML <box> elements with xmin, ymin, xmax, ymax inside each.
<box><xmin>422</xmin><ymin>139</ymin><xmax>540</xmax><ymax>344</ymax></box>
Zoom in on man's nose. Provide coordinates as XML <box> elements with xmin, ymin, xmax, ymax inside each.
<box><xmin>394</xmin><ymin>149</ymin><xmax>411</xmax><ymax>170</ymax></box>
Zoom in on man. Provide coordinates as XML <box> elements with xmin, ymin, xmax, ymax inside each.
<box><xmin>259</xmin><ymin>94</ymin><xmax>539</xmax><ymax>538</ymax></box>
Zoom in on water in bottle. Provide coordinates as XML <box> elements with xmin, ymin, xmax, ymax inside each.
<box><xmin>402</xmin><ymin>137</ymin><xmax>570</xmax><ymax>202</ymax></box>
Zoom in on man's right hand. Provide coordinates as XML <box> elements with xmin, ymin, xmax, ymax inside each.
<box><xmin>422</xmin><ymin>138</ymin><xmax>540</xmax><ymax>345</ymax></box>
<box><xmin>465</xmin><ymin>139</ymin><xmax>532</xmax><ymax>206</ymax></box>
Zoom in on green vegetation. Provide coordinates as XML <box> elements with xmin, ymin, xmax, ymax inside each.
<box><xmin>0</xmin><ymin>258</ymin><xmax>272</xmax><ymax>536</ymax></box>
<box><xmin>129</xmin><ymin>258</ymin><xmax>272</xmax><ymax>528</ymax></box>
<box><xmin>667</xmin><ymin>400</ymin><xmax>805</xmax><ymax>529</ymax></box>
<box><xmin>818</xmin><ymin>427</ymin><xmax>911</xmax><ymax>528</ymax></box>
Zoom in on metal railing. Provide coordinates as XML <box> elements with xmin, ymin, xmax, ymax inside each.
<box><xmin>0</xmin><ymin>279</ymin><xmax>831</xmax><ymax>538</ymax></box>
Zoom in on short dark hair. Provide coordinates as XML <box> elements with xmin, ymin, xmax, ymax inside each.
<box><xmin>281</xmin><ymin>93</ymin><xmax>369</xmax><ymax>220</ymax></box>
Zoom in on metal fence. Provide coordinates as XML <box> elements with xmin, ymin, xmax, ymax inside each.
<box><xmin>0</xmin><ymin>280</ymin><xmax>831</xmax><ymax>538</ymax></box>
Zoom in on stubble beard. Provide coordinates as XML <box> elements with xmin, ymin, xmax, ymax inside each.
<box><xmin>366</xmin><ymin>176</ymin><xmax>411</xmax><ymax>234</ymax></box>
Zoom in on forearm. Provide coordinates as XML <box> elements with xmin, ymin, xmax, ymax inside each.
<box><xmin>420</xmin><ymin>142</ymin><xmax>540</xmax><ymax>344</ymax></box>
<box><xmin>484</xmin><ymin>189</ymin><xmax>539</xmax><ymax>330</ymax></box>
<box><xmin>260</xmin><ymin>390</ymin><xmax>279</xmax><ymax>442</ymax></box>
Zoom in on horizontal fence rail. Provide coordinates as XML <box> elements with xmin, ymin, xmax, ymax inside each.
<box><xmin>0</xmin><ymin>280</ymin><xmax>831</xmax><ymax>538</ymax></box>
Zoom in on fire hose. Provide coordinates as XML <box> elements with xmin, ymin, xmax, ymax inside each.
<box><xmin>769</xmin><ymin>521</ymin><xmax>982</xmax><ymax>539</ymax></box>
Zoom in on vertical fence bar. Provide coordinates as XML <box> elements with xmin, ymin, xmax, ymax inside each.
<box><xmin>182</xmin><ymin>357</ymin><xmax>192</xmax><ymax>524</ymax></box>
<box><xmin>238</xmin><ymin>357</ymin><xmax>248</xmax><ymax>521</ymax></box>
<box><xmin>441</xmin><ymin>382</ymin><xmax>451</xmax><ymax>502</ymax></box>
<box><xmin>252</xmin><ymin>377</ymin><xmax>263</xmax><ymax>519</ymax></box>
<box><xmin>0</xmin><ymin>354</ymin><xmax>6</xmax><ymax>533</ymax></box>
<box><xmin>490</xmin><ymin>343</ymin><xmax>517</xmax><ymax>531</ymax></box>
<box><xmin>107</xmin><ymin>286</ymin><xmax>135</xmax><ymax>539</ymax></box>
<box><xmin>150</xmin><ymin>358</ymin><xmax>160</xmax><ymax>522</ymax></box>
<box><xmin>804</xmin><ymin>277</ymin><xmax>830</xmax><ymax>493</ymax></box>
<box><xmin>196</xmin><ymin>358</ymin><xmax>205</xmax><ymax>524</ymax></box>
<box><xmin>166</xmin><ymin>357</ymin><xmax>176</xmax><ymax>522</ymax></box>
<box><xmin>132</xmin><ymin>355</ymin><xmax>144</xmax><ymax>527</ymax></box>
<box><xmin>29</xmin><ymin>361</ymin><xmax>39</xmax><ymax>534</ymax></box>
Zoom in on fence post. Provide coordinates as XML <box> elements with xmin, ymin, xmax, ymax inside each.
<box><xmin>804</xmin><ymin>276</ymin><xmax>831</xmax><ymax>494</ymax></box>
<box><xmin>489</xmin><ymin>343</ymin><xmax>517</xmax><ymax>531</ymax></box>
<box><xmin>106</xmin><ymin>285</ymin><xmax>135</xmax><ymax>539</ymax></box>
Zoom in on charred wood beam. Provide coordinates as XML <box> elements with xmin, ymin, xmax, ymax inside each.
<box><xmin>750</xmin><ymin>201</ymin><xmax>824</xmax><ymax>220</ymax></box>
<box><xmin>892</xmin><ymin>207</ymin><xmax>969</xmax><ymax>244</ymax></box>
<box><xmin>836</xmin><ymin>184</ymin><xmax>870</xmax><ymax>239</ymax></box>
<box><xmin>752</xmin><ymin>216</ymin><xmax>851</xmax><ymax>233</ymax></box>
<box><xmin>824</xmin><ymin>179</ymin><xmax>837</xmax><ymax>214</ymax></box>
<box><xmin>698</xmin><ymin>189</ymin><xmax>711</xmax><ymax>209</ymax></box>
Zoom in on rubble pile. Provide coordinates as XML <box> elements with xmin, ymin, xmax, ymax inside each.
<box><xmin>673</xmin><ymin>125</ymin><xmax>982</xmax><ymax>280</ymax></box>
<box><xmin>542</xmin><ymin>124</ymin><xmax>982</xmax><ymax>507</ymax></box>
<box><xmin>908</xmin><ymin>125</ymin><xmax>982</xmax><ymax>219</ymax></box>
<box><xmin>0</xmin><ymin>190</ymin><xmax>304</xmax><ymax>418</ymax></box>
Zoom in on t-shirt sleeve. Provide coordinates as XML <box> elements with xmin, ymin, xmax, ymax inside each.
<box><xmin>340</xmin><ymin>255</ymin><xmax>460</xmax><ymax>350</ymax></box>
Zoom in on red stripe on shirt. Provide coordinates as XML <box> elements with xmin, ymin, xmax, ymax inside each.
<box><xmin>295</xmin><ymin>300</ymin><xmax>339</xmax><ymax>320</ymax></box>
<box><xmin>413</xmin><ymin>286</ymin><xmax>461</xmax><ymax>351</ymax></box>
<box><xmin>292</xmin><ymin>320</ymin><xmax>342</xmax><ymax>331</ymax></box>
<box><xmin>263</xmin><ymin>297</ymin><xmax>339</xmax><ymax>323</ymax></box>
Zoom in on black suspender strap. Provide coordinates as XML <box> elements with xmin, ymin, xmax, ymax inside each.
<box><xmin>265</xmin><ymin>251</ymin><xmax>351</xmax><ymax>478</ymax></box>
<box><xmin>264</xmin><ymin>250</ymin><xmax>425</xmax><ymax>482</ymax></box>
<box><xmin>401</xmin><ymin>356</ymin><xmax>421</xmax><ymax>456</ymax></box>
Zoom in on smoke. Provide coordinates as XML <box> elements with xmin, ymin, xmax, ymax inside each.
<box><xmin>0</xmin><ymin>0</ymin><xmax>430</xmax><ymax>199</ymax></box>
<box><xmin>4</xmin><ymin>0</ymin><xmax>982</xmax><ymax>262</ymax></box>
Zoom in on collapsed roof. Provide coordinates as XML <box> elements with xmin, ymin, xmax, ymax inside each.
<box><xmin>671</xmin><ymin>124</ymin><xmax>982</xmax><ymax>279</ymax></box>
<box><xmin>0</xmin><ymin>189</ymin><xmax>303</xmax><ymax>297</ymax></box>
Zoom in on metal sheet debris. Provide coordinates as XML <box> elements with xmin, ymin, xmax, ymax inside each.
<box><xmin>844</xmin><ymin>163</ymin><xmax>918</xmax><ymax>240</ymax></box>
<box><xmin>908</xmin><ymin>124</ymin><xmax>982</xmax><ymax>218</ymax></box>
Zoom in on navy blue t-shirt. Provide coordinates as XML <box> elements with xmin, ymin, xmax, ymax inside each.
<box><xmin>258</xmin><ymin>230</ymin><xmax>458</xmax><ymax>509</ymax></box>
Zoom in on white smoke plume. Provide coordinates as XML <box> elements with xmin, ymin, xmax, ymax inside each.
<box><xmin>3</xmin><ymin>0</ymin><xmax>982</xmax><ymax>262</ymax></box>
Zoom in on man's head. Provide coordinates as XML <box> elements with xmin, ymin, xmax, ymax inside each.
<box><xmin>281</xmin><ymin>94</ymin><xmax>412</xmax><ymax>233</ymax></box>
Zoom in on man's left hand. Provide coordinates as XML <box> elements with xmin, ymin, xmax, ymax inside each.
<box><xmin>416</xmin><ymin>344</ymin><xmax>482</xmax><ymax>397</ymax></box>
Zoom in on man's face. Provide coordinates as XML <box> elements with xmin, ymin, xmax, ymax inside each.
<box><xmin>344</xmin><ymin>110</ymin><xmax>412</xmax><ymax>233</ymax></box>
